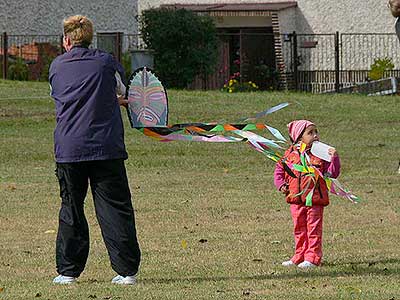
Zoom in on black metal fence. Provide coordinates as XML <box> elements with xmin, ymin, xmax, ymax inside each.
<box><xmin>281</xmin><ymin>32</ymin><xmax>400</xmax><ymax>92</ymax></box>
<box><xmin>0</xmin><ymin>32</ymin><xmax>142</xmax><ymax>81</ymax></box>
<box><xmin>1</xmin><ymin>31</ymin><xmax>400</xmax><ymax>93</ymax></box>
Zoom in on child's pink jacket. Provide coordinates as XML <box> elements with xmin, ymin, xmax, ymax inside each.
<box><xmin>274</xmin><ymin>149</ymin><xmax>341</xmax><ymax>204</ymax></box>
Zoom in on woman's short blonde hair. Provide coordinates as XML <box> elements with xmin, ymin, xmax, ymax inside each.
<box><xmin>63</xmin><ymin>15</ymin><xmax>94</xmax><ymax>47</ymax></box>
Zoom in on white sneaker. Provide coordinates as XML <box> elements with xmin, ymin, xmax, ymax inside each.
<box><xmin>112</xmin><ymin>274</ymin><xmax>136</xmax><ymax>285</ymax></box>
<box><xmin>298</xmin><ymin>261</ymin><xmax>317</xmax><ymax>269</ymax></box>
<box><xmin>53</xmin><ymin>275</ymin><xmax>77</xmax><ymax>284</ymax></box>
<box><xmin>282</xmin><ymin>260</ymin><xmax>296</xmax><ymax>267</ymax></box>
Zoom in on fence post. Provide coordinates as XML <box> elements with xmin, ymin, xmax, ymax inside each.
<box><xmin>292</xmin><ymin>31</ymin><xmax>298</xmax><ymax>91</ymax></box>
<box><xmin>116</xmin><ymin>32</ymin><xmax>122</xmax><ymax>63</ymax></box>
<box><xmin>2</xmin><ymin>32</ymin><xmax>7</xmax><ymax>79</ymax></box>
<box><xmin>60</xmin><ymin>35</ymin><xmax>64</xmax><ymax>55</ymax></box>
<box><xmin>239</xmin><ymin>29</ymin><xmax>243</xmax><ymax>84</ymax></box>
<box><xmin>335</xmin><ymin>31</ymin><xmax>340</xmax><ymax>93</ymax></box>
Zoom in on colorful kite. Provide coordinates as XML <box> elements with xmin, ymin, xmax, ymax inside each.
<box><xmin>124</xmin><ymin>67</ymin><xmax>359</xmax><ymax>204</ymax></box>
<box><xmin>126</xmin><ymin>67</ymin><xmax>168</xmax><ymax>127</ymax></box>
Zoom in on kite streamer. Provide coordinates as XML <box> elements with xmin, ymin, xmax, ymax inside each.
<box><xmin>124</xmin><ymin>68</ymin><xmax>359</xmax><ymax>204</ymax></box>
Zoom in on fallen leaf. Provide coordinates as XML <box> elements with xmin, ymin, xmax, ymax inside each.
<box><xmin>181</xmin><ymin>240</ymin><xmax>188</xmax><ymax>250</ymax></box>
<box><xmin>243</xmin><ymin>289</ymin><xmax>251</xmax><ymax>296</ymax></box>
<box><xmin>0</xmin><ymin>287</ymin><xmax>4</xmax><ymax>292</ymax></box>
<box><xmin>346</xmin><ymin>287</ymin><xmax>361</xmax><ymax>294</ymax></box>
<box><xmin>7</xmin><ymin>184</ymin><xmax>16</xmax><ymax>191</ymax></box>
<box><xmin>44</xmin><ymin>230</ymin><xmax>56</xmax><ymax>234</ymax></box>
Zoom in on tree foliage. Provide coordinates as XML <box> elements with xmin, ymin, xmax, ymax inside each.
<box><xmin>140</xmin><ymin>8</ymin><xmax>218</xmax><ymax>88</ymax></box>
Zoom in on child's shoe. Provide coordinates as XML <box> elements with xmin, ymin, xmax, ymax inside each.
<box><xmin>298</xmin><ymin>261</ymin><xmax>317</xmax><ymax>269</ymax></box>
<box><xmin>112</xmin><ymin>274</ymin><xmax>136</xmax><ymax>285</ymax></box>
<box><xmin>282</xmin><ymin>260</ymin><xmax>296</xmax><ymax>267</ymax></box>
<box><xmin>53</xmin><ymin>275</ymin><xmax>77</xmax><ymax>284</ymax></box>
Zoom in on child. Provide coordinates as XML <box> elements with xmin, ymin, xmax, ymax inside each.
<box><xmin>274</xmin><ymin>120</ymin><xmax>341</xmax><ymax>268</ymax></box>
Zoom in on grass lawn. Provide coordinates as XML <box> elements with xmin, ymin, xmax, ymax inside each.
<box><xmin>0</xmin><ymin>79</ymin><xmax>399</xmax><ymax>299</ymax></box>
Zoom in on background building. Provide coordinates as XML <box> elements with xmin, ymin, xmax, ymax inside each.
<box><xmin>138</xmin><ymin>1</ymin><xmax>400</xmax><ymax>91</ymax></box>
<box><xmin>139</xmin><ymin>0</ymin><xmax>394</xmax><ymax>34</ymax></box>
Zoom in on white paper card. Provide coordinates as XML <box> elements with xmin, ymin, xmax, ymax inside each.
<box><xmin>311</xmin><ymin>141</ymin><xmax>332</xmax><ymax>162</ymax></box>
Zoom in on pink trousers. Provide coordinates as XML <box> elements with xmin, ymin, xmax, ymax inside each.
<box><xmin>290</xmin><ymin>204</ymin><xmax>324</xmax><ymax>266</ymax></box>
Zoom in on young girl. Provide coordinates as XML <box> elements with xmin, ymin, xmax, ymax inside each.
<box><xmin>274</xmin><ymin>120</ymin><xmax>341</xmax><ymax>268</ymax></box>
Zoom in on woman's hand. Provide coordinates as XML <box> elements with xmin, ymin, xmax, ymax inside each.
<box><xmin>117</xmin><ymin>95</ymin><xmax>129</xmax><ymax>107</ymax></box>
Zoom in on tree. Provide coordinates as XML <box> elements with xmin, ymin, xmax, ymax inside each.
<box><xmin>141</xmin><ymin>8</ymin><xmax>218</xmax><ymax>88</ymax></box>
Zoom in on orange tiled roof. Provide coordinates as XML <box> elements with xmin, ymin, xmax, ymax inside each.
<box><xmin>161</xmin><ymin>2</ymin><xmax>297</xmax><ymax>12</ymax></box>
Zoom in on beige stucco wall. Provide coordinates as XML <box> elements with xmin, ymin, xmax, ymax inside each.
<box><xmin>0</xmin><ymin>0</ymin><xmax>138</xmax><ymax>35</ymax></box>
<box><xmin>295</xmin><ymin>0</ymin><xmax>393</xmax><ymax>34</ymax></box>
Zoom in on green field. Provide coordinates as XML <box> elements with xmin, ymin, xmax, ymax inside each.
<box><xmin>0</xmin><ymin>79</ymin><xmax>399</xmax><ymax>299</ymax></box>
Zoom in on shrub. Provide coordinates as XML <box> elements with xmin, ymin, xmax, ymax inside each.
<box><xmin>369</xmin><ymin>57</ymin><xmax>394</xmax><ymax>80</ymax></box>
<box><xmin>141</xmin><ymin>8</ymin><xmax>218</xmax><ymax>89</ymax></box>
<box><xmin>254</xmin><ymin>64</ymin><xmax>279</xmax><ymax>90</ymax></box>
<box><xmin>8</xmin><ymin>57</ymin><xmax>29</xmax><ymax>81</ymax></box>
<box><xmin>121</xmin><ymin>51</ymin><xmax>132</xmax><ymax>81</ymax></box>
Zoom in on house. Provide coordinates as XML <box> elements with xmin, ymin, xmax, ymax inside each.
<box><xmin>138</xmin><ymin>1</ymin><xmax>399</xmax><ymax>91</ymax></box>
<box><xmin>139</xmin><ymin>0</ymin><xmax>393</xmax><ymax>35</ymax></box>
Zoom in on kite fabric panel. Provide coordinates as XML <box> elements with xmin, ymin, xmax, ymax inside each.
<box><xmin>126</xmin><ymin>67</ymin><xmax>168</xmax><ymax>127</ymax></box>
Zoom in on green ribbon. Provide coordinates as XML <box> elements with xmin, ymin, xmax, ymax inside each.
<box><xmin>293</xmin><ymin>164</ymin><xmax>308</xmax><ymax>173</ymax></box>
<box><xmin>305</xmin><ymin>188</ymin><xmax>314</xmax><ymax>206</ymax></box>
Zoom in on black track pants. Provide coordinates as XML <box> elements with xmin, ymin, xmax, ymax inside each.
<box><xmin>55</xmin><ymin>159</ymin><xmax>141</xmax><ymax>277</ymax></box>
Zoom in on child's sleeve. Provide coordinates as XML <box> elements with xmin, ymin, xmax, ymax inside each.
<box><xmin>325</xmin><ymin>155</ymin><xmax>341</xmax><ymax>178</ymax></box>
<box><xmin>274</xmin><ymin>162</ymin><xmax>287</xmax><ymax>191</ymax></box>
